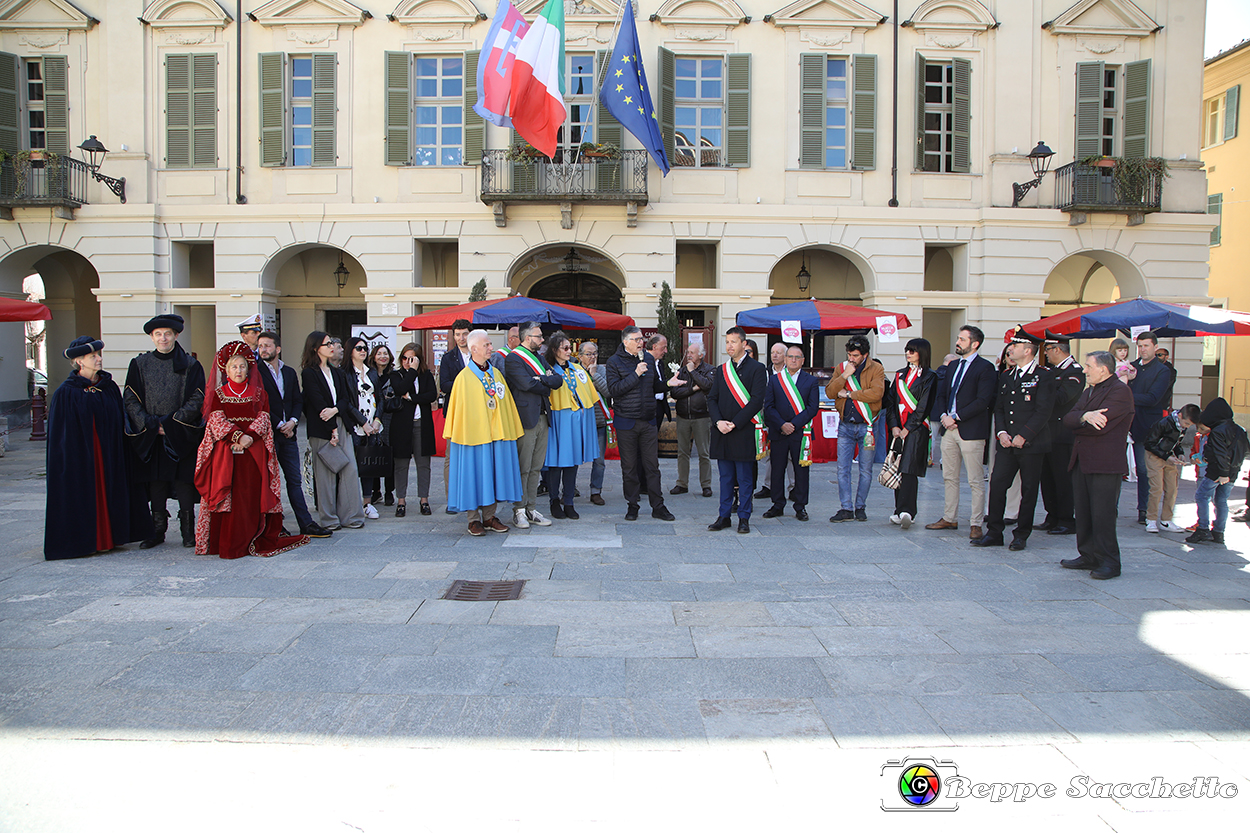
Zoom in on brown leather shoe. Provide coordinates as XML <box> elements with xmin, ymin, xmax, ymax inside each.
<box><xmin>485</xmin><ymin>517</ymin><xmax>509</xmax><ymax>533</ymax></box>
<box><xmin>969</xmin><ymin>525</ymin><xmax>982</xmax><ymax>540</ymax></box>
<box><xmin>467</xmin><ymin>521</ymin><xmax>486</xmax><ymax>537</ymax></box>
<box><xmin>590</xmin><ymin>494</ymin><xmax>606</xmax><ymax>506</ymax></box>
<box><xmin>925</xmin><ymin>519</ymin><xmax>958</xmax><ymax>530</ymax></box>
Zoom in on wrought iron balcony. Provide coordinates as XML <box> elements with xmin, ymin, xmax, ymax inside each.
<box><xmin>1053</xmin><ymin>159</ymin><xmax>1164</xmax><ymax>225</ymax></box>
<box><xmin>0</xmin><ymin>155</ymin><xmax>92</xmax><ymax>216</ymax></box>
<box><xmin>480</xmin><ymin>149</ymin><xmax>649</xmax><ymax>229</ymax></box>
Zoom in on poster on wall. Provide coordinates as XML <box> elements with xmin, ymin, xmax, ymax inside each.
<box><xmin>351</xmin><ymin>325</ymin><xmax>399</xmax><ymax>361</ymax></box>
<box><xmin>431</xmin><ymin>330</ymin><xmax>448</xmax><ymax>371</ymax></box>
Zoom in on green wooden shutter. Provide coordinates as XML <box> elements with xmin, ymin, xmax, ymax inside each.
<box><xmin>799</xmin><ymin>53</ymin><xmax>824</xmax><ymax>169</ymax></box>
<box><xmin>1074</xmin><ymin>61</ymin><xmax>1103</xmax><ymax>159</ymax></box>
<box><xmin>463</xmin><ymin>50</ymin><xmax>483</xmax><ymax>166</ymax></box>
<box><xmin>658</xmin><ymin>46</ymin><xmax>675</xmax><ymax>166</ymax></box>
<box><xmin>191</xmin><ymin>54</ymin><xmax>217</xmax><ymax>167</ymax></box>
<box><xmin>951</xmin><ymin>57</ymin><xmax>971</xmax><ymax>173</ymax></box>
<box><xmin>1122</xmin><ymin>59</ymin><xmax>1150</xmax><ymax>159</ymax></box>
<box><xmin>1209</xmin><ymin>193</ymin><xmax>1222</xmax><ymax>246</ymax></box>
<box><xmin>0</xmin><ymin>52</ymin><xmax>18</xmax><ymax>156</ymax></box>
<box><xmin>851</xmin><ymin>53</ymin><xmax>876</xmax><ymax>171</ymax></box>
<box><xmin>914</xmin><ymin>54</ymin><xmax>926</xmax><ymax>169</ymax></box>
<box><xmin>165</xmin><ymin>54</ymin><xmax>191</xmax><ymax>167</ymax></box>
<box><xmin>510</xmin><ymin>127</ymin><xmax>535</xmax><ymax>191</ymax></box>
<box><xmin>725</xmin><ymin>53</ymin><xmax>750</xmax><ymax>167</ymax></box>
<box><xmin>595</xmin><ymin>50</ymin><xmax>623</xmax><ymax>189</ymax></box>
<box><xmin>259</xmin><ymin>52</ymin><xmax>286</xmax><ymax>167</ymax></box>
<box><xmin>1224</xmin><ymin>84</ymin><xmax>1239</xmax><ymax>141</ymax></box>
<box><xmin>384</xmin><ymin>51</ymin><xmax>411</xmax><ymax>166</ymax></box>
<box><xmin>312</xmin><ymin>53</ymin><xmax>337</xmax><ymax>166</ymax></box>
<box><xmin>42</xmin><ymin>55</ymin><xmax>68</xmax><ymax>155</ymax></box>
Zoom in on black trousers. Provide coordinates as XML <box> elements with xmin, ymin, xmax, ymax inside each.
<box><xmin>894</xmin><ymin>474</ymin><xmax>919</xmax><ymax>517</ymax></box>
<box><xmin>769</xmin><ymin>431</ymin><xmax>810</xmax><ymax>509</ymax></box>
<box><xmin>148</xmin><ymin>479</ymin><xmax>198</xmax><ymax>513</ymax></box>
<box><xmin>1073</xmin><ymin>463</ymin><xmax>1122</xmax><ymax>574</ymax></box>
<box><xmin>545</xmin><ymin>465</ymin><xmax>578</xmax><ymax>506</ymax></box>
<box><xmin>1039</xmin><ymin>442</ymin><xmax>1075</xmax><ymax>525</ymax></box>
<box><xmin>987</xmin><ymin>446</ymin><xmax>1045</xmax><ymax>540</ymax></box>
<box><xmin>617</xmin><ymin>419</ymin><xmax>664</xmax><ymax>509</ymax></box>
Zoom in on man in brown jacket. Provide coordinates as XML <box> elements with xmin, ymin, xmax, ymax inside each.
<box><xmin>1060</xmin><ymin>350</ymin><xmax>1135</xmax><ymax>580</ymax></box>
<box><xmin>826</xmin><ymin>335</ymin><xmax>885</xmax><ymax>522</ymax></box>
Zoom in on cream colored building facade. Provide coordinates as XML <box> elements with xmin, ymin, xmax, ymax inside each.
<box><xmin>0</xmin><ymin>0</ymin><xmax>1214</xmax><ymax>406</ymax></box>
<box><xmin>1201</xmin><ymin>37</ymin><xmax>1247</xmax><ymax>423</ymax></box>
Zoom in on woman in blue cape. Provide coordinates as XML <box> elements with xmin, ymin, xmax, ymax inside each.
<box><xmin>542</xmin><ymin>331</ymin><xmax>601</xmax><ymax>519</ymax></box>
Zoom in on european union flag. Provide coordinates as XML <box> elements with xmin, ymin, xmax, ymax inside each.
<box><xmin>599</xmin><ymin>1</ymin><xmax>670</xmax><ymax>175</ymax></box>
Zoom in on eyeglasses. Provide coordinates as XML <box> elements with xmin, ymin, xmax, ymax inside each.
<box><xmin>354</xmin><ymin>345</ymin><xmax>368</xmax><ymax>352</ymax></box>
<box><xmin>626</xmin><ymin>336</ymin><xmax>644</xmax><ymax>343</ymax></box>
<box><xmin>321</xmin><ymin>342</ymin><xmax>333</xmax><ymax>348</ymax></box>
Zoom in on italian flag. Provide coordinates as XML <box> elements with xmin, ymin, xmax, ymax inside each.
<box><xmin>509</xmin><ymin>0</ymin><xmax>567</xmax><ymax>158</ymax></box>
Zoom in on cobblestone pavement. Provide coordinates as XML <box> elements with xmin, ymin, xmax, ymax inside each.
<box><xmin>2</xmin><ymin>436</ymin><xmax>1249</xmax><ymax>830</ymax></box>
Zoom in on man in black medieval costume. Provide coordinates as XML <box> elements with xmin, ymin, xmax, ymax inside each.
<box><xmin>123</xmin><ymin>314</ymin><xmax>206</xmax><ymax>548</ymax></box>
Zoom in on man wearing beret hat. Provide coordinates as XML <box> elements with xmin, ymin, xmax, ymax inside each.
<box><xmin>123</xmin><ymin>314</ymin><xmax>207</xmax><ymax>549</ymax></box>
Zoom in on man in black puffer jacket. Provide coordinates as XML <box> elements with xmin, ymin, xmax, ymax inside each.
<box><xmin>1188</xmin><ymin>397</ymin><xmax>1249</xmax><ymax>545</ymax></box>
<box><xmin>1142</xmin><ymin>403</ymin><xmax>1199</xmax><ymax>533</ymax></box>
<box><xmin>606</xmin><ymin>326</ymin><xmax>676</xmax><ymax>521</ymax></box>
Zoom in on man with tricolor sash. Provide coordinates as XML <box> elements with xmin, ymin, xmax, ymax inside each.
<box><xmin>761</xmin><ymin>345</ymin><xmax>820</xmax><ymax>522</ymax></box>
<box><xmin>826</xmin><ymin>335</ymin><xmax>885</xmax><ymax>522</ymax></box>
<box><xmin>504</xmin><ymin>321</ymin><xmax>563</xmax><ymax>529</ymax></box>
<box><xmin>707</xmin><ymin>326</ymin><xmax>768</xmax><ymax>534</ymax></box>
<box><xmin>490</xmin><ymin>326</ymin><xmax>520</xmax><ymax>372</ymax></box>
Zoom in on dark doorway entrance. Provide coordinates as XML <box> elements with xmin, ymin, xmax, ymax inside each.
<box><xmin>528</xmin><ymin>273</ymin><xmax>625</xmax><ymax>357</ymax></box>
<box><xmin>324</xmin><ymin>309</ymin><xmax>367</xmax><ymax>348</ymax></box>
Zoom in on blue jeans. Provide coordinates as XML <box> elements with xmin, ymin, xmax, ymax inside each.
<box><xmin>590</xmin><ymin>424</ymin><xmax>606</xmax><ymax>494</ymax></box>
<box><xmin>1133</xmin><ymin>440</ymin><xmax>1151</xmax><ymax>512</ymax></box>
<box><xmin>837</xmin><ymin>421</ymin><xmax>874</xmax><ymax>511</ymax></box>
<box><xmin>1196</xmin><ymin>477</ymin><xmax>1233</xmax><ymax>533</ymax></box>
<box><xmin>274</xmin><ymin>436</ymin><xmax>314</xmax><ymax>530</ymax></box>
<box><xmin>718</xmin><ymin>459</ymin><xmax>755</xmax><ymax>519</ymax></box>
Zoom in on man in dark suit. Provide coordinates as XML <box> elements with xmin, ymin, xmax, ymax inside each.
<box><xmin>761</xmin><ymin>344</ymin><xmax>820</xmax><ymax>521</ymax></box>
<box><xmin>973</xmin><ymin>327</ymin><xmax>1053</xmax><ymax>551</ymax></box>
<box><xmin>1060</xmin><ymin>350</ymin><xmax>1135</xmax><ymax>579</ymax></box>
<box><xmin>927</xmin><ymin>325</ymin><xmax>997</xmax><ymax>540</ymax></box>
<box><xmin>505</xmin><ymin>321</ymin><xmax>563</xmax><ymax>529</ymax></box>
<box><xmin>1036</xmin><ymin>330</ymin><xmax>1086</xmax><ymax>536</ymax></box>
<box><xmin>707</xmin><ymin>326</ymin><xmax>768</xmax><ymax>534</ymax></box>
<box><xmin>257</xmin><ymin>332</ymin><xmax>330</xmax><ymax>538</ymax></box>
<box><xmin>437</xmin><ymin>319</ymin><xmax>473</xmax><ymax>512</ymax></box>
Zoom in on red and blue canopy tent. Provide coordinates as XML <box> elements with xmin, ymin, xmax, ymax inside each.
<box><xmin>401</xmin><ymin>295</ymin><xmax>634</xmax><ymax>331</ymax></box>
<box><xmin>735</xmin><ymin>299</ymin><xmax>912</xmax><ymax>335</ymax></box>
<box><xmin>0</xmin><ymin>297</ymin><xmax>52</xmax><ymax>322</ymax></box>
<box><xmin>1009</xmin><ymin>297</ymin><xmax>1250</xmax><ymax>341</ymax></box>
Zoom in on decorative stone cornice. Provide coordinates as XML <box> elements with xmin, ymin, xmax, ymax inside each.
<box><xmin>248</xmin><ymin>0</ymin><xmax>370</xmax><ymax>28</ymax></box>
<box><xmin>141</xmin><ymin>0</ymin><xmax>233</xmax><ymax>29</ymax></box>
<box><xmin>766</xmin><ymin>0</ymin><xmax>884</xmax><ymax>30</ymax></box>
<box><xmin>1043</xmin><ymin>0</ymin><xmax>1159</xmax><ymax>39</ymax></box>
<box><xmin>0</xmin><ymin>0</ymin><xmax>96</xmax><ymax>31</ymax></box>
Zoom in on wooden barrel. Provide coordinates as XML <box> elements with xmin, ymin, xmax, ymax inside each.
<box><xmin>658</xmin><ymin>418</ymin><xmax>678</xmax><ymax>458</ymax></box>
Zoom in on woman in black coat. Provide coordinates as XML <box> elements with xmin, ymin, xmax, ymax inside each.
<box><xmin>386</xmin><ymin>342</ymin><xmax>438</xmax><ymax>517</ymax></box>
<box><xmin>884</xmin><ymin>338</ymin><xmax>936</xmax><ymax>529</ymax></box>
<box><xmin>300</xmin><ymin>331</ymin><xmax>367</xmax><ymax>530</ymax></box>
<box><xmin>366</xmin><ymin>344</ymin><xmax>397</xmax><ymax>505</ymax></box>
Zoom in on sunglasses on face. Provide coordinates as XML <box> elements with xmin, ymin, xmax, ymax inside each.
<box><xmin>354</xmin><ymin>345</ymin><xmax>368</xmax><ymax>352</ymax></box>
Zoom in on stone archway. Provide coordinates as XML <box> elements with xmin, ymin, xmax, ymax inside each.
<box><xmin>767</xmin><ymin>246</ymin><xmax>871</xmax><ymax>365</ymax></box>
<box><xmin>509</xmin><ymin>244</ymin><xmax>627</xmax><ymax>355</ymax></box>
<box><xmin>260</xmin><ymin>244</ymin><xmax>367</xmax><ymax>347</ymax></box>
<box><xmin>0</xmin><ymin>245</ymin><xmax>100</xmax><ymax>401</ymax></box>
<box><xmin>1042</xmin><ymin>249</ymin><xmax>1148</xmax><ymax>313</ymax></box>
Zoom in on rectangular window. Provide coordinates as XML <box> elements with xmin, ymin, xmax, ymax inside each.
<box><xmin>1076</xmin><ymin>60</ymin><xmax>1150</xmax><ymax>160</ymax></box>
<box><xmin>557</xmin><ymin>52</ymin><xmax>595</xmax><ymax>157</ymax></box>
<box><xmin>1100</xmin><ymin>66</ymin><xmax>1118</xmax><ymax>156</ymax></box>
<box><xmin>414</xmin><ymin>56</ymin><xmax>463</xmax><ymax>166</ymax></box>
<box><xmin>825</xmin><ymin>58</ymin><xmax>848</xmax><ymax>169</ymax></box>
<box><xmin>1209</xmin><ymin>193</ymin><xmax>1222</xmax><ymax>246</ymax></box>
<box><xmin>1205</xmin><ymin>96</ymin><xmax>1223</xmax><ymax>147</ymax></box>
<box><xmin>674</xmin><ymin>56</ymin><xmax>723</xmax><ymax>168</ymax></box>
<box><xmin>291</xmin><ymin>56</ymin><xmax>313</xmax><ymax>167</ymax></box>
<box><xmin>922</xmin><ymin>61</ymin><xmax>953</xmax><ymax>172</ymax></box>
<box><xmin>24</xmin><ymin>59</ymin><xmax>43</xmax><ymax>150</ymax></box>
<box><xmin>260</xmin><ymin>52</ymin><xmax>335</xmax><ymax>168</ymax></box>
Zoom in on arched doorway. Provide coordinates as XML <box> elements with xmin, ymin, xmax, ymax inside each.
<box><xmin>767</xmin><ymin>247</ymin><xmax>869</xmax><ymax>367</ymax></box>
<box><xmin>512</xmin><ymin>245</ymin><xmax>627</xmax><ymax>357</ymax></box>
<box><xmin>528</xmin><ymin>273</ymin><xmax>623</xmax><ymax>314</ymax></box>
<box><xmin>262</xmin><ymin>245</ymin><xmax>366</xmax><ymax>349</ymax></box>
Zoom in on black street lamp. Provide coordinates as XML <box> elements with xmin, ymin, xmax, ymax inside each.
<box><xmin>334</xmin><ymin>257</ymin><xmax>350</xmax><ymax>295</ymax></box>
<box><xmin>76</xmin><ymin>135</ymin><xmax>127</xmax><ymax>203</ymax></box>
<box><xmin>796</xmin><ymin>251</ymin><xmax>811</xmax><ymax>295</ymax></box>
<box><xmin>1011</xmin><ymin>141</ymin><xmax>1055</xmax><ymax>207</ymax></box>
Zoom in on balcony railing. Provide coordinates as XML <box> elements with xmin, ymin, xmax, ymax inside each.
<box><xmin>0</xmin><ymin>155</ymin><xmax>91</xmax><ymax>211</ymax></box>
<box><xmin>1053</xmin><ymin>160</ymin><xmax>1164</xmax><ymax>217</ymax></box>
<box><xmin>481</xmin><ymin>149</ymin><xmax>649</xmax><ymax>204</ymax></box>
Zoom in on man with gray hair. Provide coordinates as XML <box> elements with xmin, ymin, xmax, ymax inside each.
<box><xmin>1059</xmin><ymin>350</ymin><xmax>1135</xmax><ymax>579</ymax></box>
<box><xmin>669</xmin><ymin>339</ymin><xmax>714</xmax><ymax>497</ymax></box>
<box><xmin>504</xmin><ymin>321</ymin><xmax>563</xmax><ymax>528</ymax></box>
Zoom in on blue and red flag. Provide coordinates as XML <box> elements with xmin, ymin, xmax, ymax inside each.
<box><xmin>474</xmin><ymin>0</ymin><xmax>530</xmax><ymax>128</ymax></box>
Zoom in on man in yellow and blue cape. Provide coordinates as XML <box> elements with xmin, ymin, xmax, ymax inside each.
<box><xmin>443</xmin><ymin>330</ymin><xmax>524</xmax><ymax>536</ymax></box>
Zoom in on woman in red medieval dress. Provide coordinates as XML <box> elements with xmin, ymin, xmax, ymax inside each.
<box><xmin>194</xmin><ymin>341</ymin><xmax>309</xmax><ymax>558</ymax></box>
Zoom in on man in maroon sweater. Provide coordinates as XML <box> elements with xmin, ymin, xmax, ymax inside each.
<box><xmin>1059</xmin><ymin>350</ymin><xmax>1136</xmax><ymax>579</ymax></box>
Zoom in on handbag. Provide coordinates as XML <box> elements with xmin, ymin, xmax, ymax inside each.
<box><xmin>878</xmin><ymin>438</ymin><xmax>904</xmax><ymax>490</ymax></box>
<box><xmin>316</xmin><ymin>441</ymin><xmax>351</xmax><ymax>474</ymax></box>
<box><xmin>356</xmin><ymin>435</ymin><xmax>394</xmax><ymax>479</ymax></box>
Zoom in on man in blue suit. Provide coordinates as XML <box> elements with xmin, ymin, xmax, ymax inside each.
<box><xmin>761</xmin><ymin>344</ymin><xmax>820</xmax><ymax>521</ymax></box>
<box><xmin>926</xmin><ymin>325</ymin><xmax>998</xmax><ymax>540</ymax></box>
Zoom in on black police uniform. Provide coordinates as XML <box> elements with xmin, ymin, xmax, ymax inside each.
<box><xmin>1038</xmin><ymin>346</ymin><xmax>1086</xmax><ymax>532</ymax></box>
<box><xmin>980</xmin><ymin>355</ymin><xmax>1054</xmax><ymax>545</ymax></box>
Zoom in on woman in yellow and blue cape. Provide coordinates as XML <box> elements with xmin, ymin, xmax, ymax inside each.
<box><xmin>541</xmin><ymin>331</ymin><xmax>601</xmax><ymax>519</ymax></box>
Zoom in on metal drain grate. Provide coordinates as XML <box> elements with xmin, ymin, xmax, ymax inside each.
<box><xmin>442</xmin><ymin>580</ymin><xmax>526</xmax><ymax>601</ymax></box>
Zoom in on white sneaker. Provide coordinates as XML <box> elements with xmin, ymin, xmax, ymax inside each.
<box><xmin>1145</xmin><ymin>520</ymin><xmax>1159</xmax><ymax>533</ymax></box>
<box><xmin>1158</xmin><ymin>521</ymin><xmax>1185</xmax><ymax>533</ymax></box>
<box><xmin>527</xmin><ymin>509</ymin><xmax>553</xmax><ymax>527</ymax></box>
<box><xmin>900</xmin><ymin>513</ymin><xmax>913</xmax><ymax>529</ymax></box>
<box><xmin>889</xmin><ymin>514</ymin><xmax>901</xmax><ymax>525</ymax></box>
<box><xmin>364</xmin><ymin>504</ymin><xmax>379</xmax><ymax>520</ymax></box>
<box><xmin>513</xmin><ymin>509</ymin><xmax>530</xmax><ymax>529</ymax></box>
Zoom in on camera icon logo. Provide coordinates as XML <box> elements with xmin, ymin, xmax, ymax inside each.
<box><xmin>881</xmin><ymin>757</ymin><xmax>960</xmax><ymax>812</ymax></box>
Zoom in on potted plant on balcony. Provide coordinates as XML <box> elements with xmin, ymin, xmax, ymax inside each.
<box><xmin>1081</xmin><ymin>155</ymin><xmax>1171</xmax><ymax>204</ymax></box>
<box><xmin>506</xmin><ymin>142</ymin><xmax>547</xmax><ymax>162</ymax></box>
<box><xmin>579</xmin><ymin>141</ymin><xmax>621</xmax><ymax>160</ymax></box>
